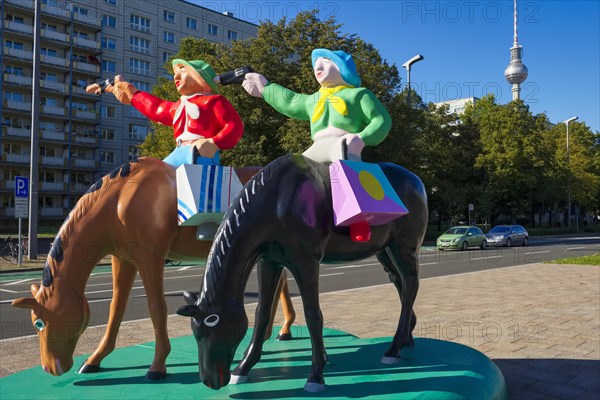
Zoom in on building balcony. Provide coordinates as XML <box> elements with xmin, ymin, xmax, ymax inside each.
<box><xmin>6</xmin><ymin>0</ymin><xmax>34</xmax><ymax>10</ymax></box>
<box><xmin>73</xmin><ymin>158</ymin><xmax>97</xmax><ymax>169</ymax></box>
<box><xmin>3</xmin><ymin>126</ymin><xmax>30</xmax><ymax>138</ymax></box>
<box><xmin>41</xmin><ymin>80</ymin><xmax>67</xmax><ymax>93</ymax></box>
<box><xmin>41</xmin><ymin>156</ymin><xmax>65</xmax><ymax>167</ymax></box>
<box><xmin>41</xmin><ymin>105</ymin><xmax>66</xmax><ymax>116</ymax></box>
<box><xmin>42</xmin><ymin>28</ymin><xmax>69</xmax><ymax>44</ymax></box>
<box><xmin>73</xmin><ymin>134</ymin><xmax>99</xmax><ymax>146</ymax></box>
<box><xmin>40</xmin><ymin>130</ymin><xmax>65</xmax><ymax>141</ymax></box>
<box><xmin>3</xmin><ymin>73</ymin><xmax>31</xmax><ymax>86</ymax></box>
<box><xmin>40</xmin><ymin>54</ymin><xmax>69</xmax><ymax>67</ymax></box>
<box><xmin>4</xmin><ymin>47</ymin><xmax>34</xmax><ymax>61</ymax></box>
<box><xmin>70</xmin><ymin>183</ymin><xmax>90</xmax><ymax>193</ymax></box>
<box><xmin>73</xmin><ymin>109</ymin><xmax>98</xmax><ymax>120</ymax></box>
<box><xmin>72</xmin><ymin>36</ymin><xmax>100</xmax><ymax>51</ymax></box>
<box><xmin>4</xmin><ymin>154</ymin><xmax>30</xmax><ymax>164</ymax></box>
<box><xmin>4</xmin><ymin>100</ymin><xmax>31</xmax><ymax>112</ymax></box>
<box><xmin>41</xmin><ymin>3</ymin><xmax>70</xmax><ymax>20</ymax></box>
<box><xmin>41</xmin><ymin>182</ymin><xmax>66</xmax><ymax>192</ymax></box>
<box><xmin>4</xmin><ymin>20</ymin><xmax>33</xmax><ymax>35</ymax></box>
<box><xmin>4</xmin><ymin>180</ymin><xmax>16</xmax><ymax>190</ymax></box>
<box><xmin>72</xmin><ymin>61</ymin><xmax>100</xmax><ymax>74</ymax></box>
<box><xmin>40</xmin><ymin>208</ymin><xmax>65</xmax><ymax>217</ymax></box>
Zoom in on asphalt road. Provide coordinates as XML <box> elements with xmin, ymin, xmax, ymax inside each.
<box><xmin>0</xmin><ymin>236</ymin><xmax>597</xmax><ymax>340</ymax></box>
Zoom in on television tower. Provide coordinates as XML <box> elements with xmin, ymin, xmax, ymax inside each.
<box><xmin>504</xmin><ymin>0</ymin><xmax>528</xmax><ymax>101</ymax></box>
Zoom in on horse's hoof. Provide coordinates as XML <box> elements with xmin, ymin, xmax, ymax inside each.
<box><xmin>230</xmin><ymin>374</ymin><xmax>248</xmax><ymax>384</ymax></box>
<box><xmin>304</xmin><ymin>382</ymin><xmax>326</xmax><ymax>392</ymax></box>
<box><xmin>276</xmin><ymin>332</ymin><xmax>293</xmax><ymax>341</ymax></box>
<box><xmin>380</xmin><ymin>356</ymin><xmax>400</xmax><ymax>364</ymax></box>
<box><xmin>77</xmin><ymin>363</ymin><xmax>100</xmax><ymax>374</ymax></box>
<box><xmin>145</xmin><ymin>371</ymin><xmax>167</xmax><ymax>380</ymax></box>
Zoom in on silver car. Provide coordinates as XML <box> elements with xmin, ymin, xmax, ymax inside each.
<box><xmin>486</xmin><ymin>225</ymin><xmax>529</xmax><ymax>247</ymax></box>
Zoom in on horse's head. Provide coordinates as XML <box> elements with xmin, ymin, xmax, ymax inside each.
<box><xmin>12</xmin><ymin>283</ymin><xmax>90</xmax><ymax>376</ymax></box>
<box><xmin>177</xmin><ymin>291</ymin><xmax>248</xmax><ymax>389</ymax></box>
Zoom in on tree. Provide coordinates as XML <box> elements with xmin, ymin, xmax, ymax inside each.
<box><xmin>139</xmin><ymin>11</ymin><xmax>402</xmax><ymax>168</ymax></box>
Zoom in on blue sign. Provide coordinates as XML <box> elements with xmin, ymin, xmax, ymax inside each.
<box><xmin>15</xmin><ymin>176</ymin><xmax>29</xmax><ymax>198</ymax></box>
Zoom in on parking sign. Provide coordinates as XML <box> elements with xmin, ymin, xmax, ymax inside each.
<box><xmin>14</xmin><ymin>176</ymin><xmax>29</xmax><ymax>218</ymax></box>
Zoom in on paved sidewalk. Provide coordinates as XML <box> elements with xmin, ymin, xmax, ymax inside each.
<box><xmin>1</xmin><ymin>263</ymin><xmax>598</xmax><ymax>399</ymax></box>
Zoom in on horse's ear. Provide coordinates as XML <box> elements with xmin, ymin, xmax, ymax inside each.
<box><xmin>30</xmin><ymin>284</ymin><xmax>40</xmax><ymax>296</ymax></box>
<box><xmin>12</xmin><ymin>297</ymin><xmax>39</xmax><ymax>310</ymax></box>
<box><xmin>176</xmin><ymin>304</ymin><xmax>200</xmax><ymax>317</ymax></box>
<box><xmin>183</xmin><ymin>290</ymin><xmax>199</xmax><ymax>305</ymax></box>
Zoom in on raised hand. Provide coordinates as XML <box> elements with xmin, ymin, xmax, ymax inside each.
<box><xmin>242</xmin><ymin>73</ymin><xmax>268</xmax><ymax>98</ymax></box>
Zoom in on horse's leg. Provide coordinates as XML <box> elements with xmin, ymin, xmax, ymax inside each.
<box><xmin>78</xmin><ymin>256</ymin><xmax>137</xmax><ymax>373</ymax></box>
<box><xmin>277</xmin><ymin>272</ymin><xmax>296</xmax><ymax>340</ymax></box>
<box><xmin>379</xmin><ymin>242</ymin><xmax>419</xmax><ymax>363</ymax></box>
<box><xmin>231</xmin><ymin>260</ymin><xmax>284</xmax><ymax>383</ymax></box>
<box><xmin>289</xmin><ymin>256</ymin><xmax>327</xmax><ymax>392</ymax></box>
<box><xmin>265</xmin><ymin>270</ymin><xmax>296</xmax><ymax>341</ymax></box>
<box><xmin>136</xmin><ymin>254</ymin><xmax>170</xmax><ymax>380</ymax></box>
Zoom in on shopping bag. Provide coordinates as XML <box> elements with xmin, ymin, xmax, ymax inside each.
<box><xmin>176</xmin><ymin>164</ymin><xmax>243</xmax><ymax>226</ymax></box>
<box><xmin>329</xmin><ymin>159</ymin><xmax>409</xmax><ymax>226</ymax></box>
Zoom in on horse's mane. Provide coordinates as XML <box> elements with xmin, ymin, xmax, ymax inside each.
<box><xmin>42</xmin><ymin>159</ymin><xmax>148</xmax><ymax>287</ymax></box>
<box><xmin>201</xmin><ymin>154</ymin><xmax>298</xmax><ymax>305</ymax></box>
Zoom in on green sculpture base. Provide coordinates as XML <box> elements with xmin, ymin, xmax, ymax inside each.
<box><xmin>0</xmin><ymin>327</ymin><xmax>507</xmax><ymax>399</ymax></box>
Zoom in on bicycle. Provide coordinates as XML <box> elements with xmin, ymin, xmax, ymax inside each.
<box><xmin>1</xmin><ymin>236</ymin><xmax>28</xmax><ymax>264</ymax></box>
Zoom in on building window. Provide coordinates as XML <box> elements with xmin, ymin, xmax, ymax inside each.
<box><xmin>72</xmin><ymin>5</ymin><xmax>88</xmax><ymax>15</ymax></box>
<box><xmin>162</xmin><ymin>52</ymin><xmax>172</xmax><ymax>63</ymax></box>
<box><xmin>101</xmin><ymin>151</ymin><xmax>115</xmax><ymax>164</ymax></box>
<box><xmin>101</xmin><ymin>105</ymin><xmax>115</xmax><ymax>118</ymax></box>
<box><xmin>73</xmin><ymin>31</ymin><xmax>88</xmax><ymax>39</ymax></box>
<box><xmin>5</xmin><ymin>40</ymin><xmax>25</xmax><ymax>50</ymax></box>
<box><xmin>41</xmin><ymin>72</ymin><xmax>57</xmax><ymax>81</ymax></box>
<box><xmin>130</xmin><ymin>14</ymin><xmax>150</xmax><ymax>32</ymax></box>
<box><xmin>163</xmin><ymin>31</ymin><xmax>175</xmax><ymax>44</ymax></box>
<box><xmin>42</xmin><ymin>23</ymin><xmax>57</xmax><ymax>31</ymax></box>
<box><xmin>208</xmin><ymin>24</ymin><xmax>218</xmax><ymax>36</ymax></box>
<box><xmin>186</xmin><ymin>17</ymin><xmax>197</xmax><ymax>29</ymax></box>
<box><xmin>128</xmin><ymin>145</ymin><xmax>140</xmax><ymax>160</ymax></box>
<box><xmin>6</xmin><ymin>91</ymin><xmax>24</xmax><ymax>102</ymax></box>
<box><xmin>163</xmin><ymin>10</ymin><xmax>175</xmax><ymax>23</ymax></box>
<box><xmin>130</xmin><ymin>80</ymin><xmax>150</xmax><ymax>92</ymax></box>
<box><xmin>41</xmin><ymin>48</ymin><xmax>57</xmax><ymax>57</ymax></box>
<box><xmin>102</xmin><ymin>15</ymin><xmax>117</xmax><ymax>28</ymax></box>
<box><xmin>228</xmin><ymin>30</ymin><xmax>238</xmax><ymax>40</ymax></box>
<box><xmin>102</xmin><ymin>37</ymin><xmax>116</xmax><ymax>50</ymax></box>
<box><xmin>5</xmin><ymin>65</ymin><xmax>24</xmax><ymax>75</ymax></box>
<box><xmin>102</xmin><ymin>60</ymin><xmax>116</xmax><ymax>72</ymax></box>
<box><xmin>39</xmin><ymin>196</ymin><xmax>55</xmax><ymax>209</ymax></box>
<box><xmin>128</xmin><ymin>124</ymin><xmax>148</xmax><ymax>139</ymax></box>
<box><xmin>130</xmin><ymin>36</ymin><xmax>150</xmax><ymax>54</ymax></box>
<box><xmin>101</xmin><ymin>128</ymin><xmax>115</xmax><ymax>141</ymax></box>
<box><xmin>6</xmin><ymin>14</ymin><xmax>25</xmax><ymax>24</ymax></box>
<box><xmin>39</xmin><ymin>146</ymin><xmax>57</xmax><ymax>157</ymax></box>
<box><xmin>103</xmin><ymin>0</ymin><xmax>117</xmax><ymax>5</ymax></box>
<box><xmin>4</xmin><ymin>143</ymin><xmax>22</xmax><ymax>155</ymax></box>
<box><xmin>40</xmin><ymin>171</ymin><xmax>56</xmax><ymax>182</ymax></box>
<box><xmin>129</xmin><ymin>58</ymin><xmax>150</xmax><ymax>76</ymax></box>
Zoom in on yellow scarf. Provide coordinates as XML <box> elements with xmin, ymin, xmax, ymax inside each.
<box><xmin>311</xmin><ymin>85</ymin><xmax>352</xmax><ymax>123</ymax></box>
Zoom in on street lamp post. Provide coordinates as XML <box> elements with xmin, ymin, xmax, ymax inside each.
<box><xmin>402</xmin><ymin>54</ymin><xmax>424</xmax><ymax>107</ymax></box>
<box><xmin>564</xmin><ymin>116</ymin><xmax>578</xmax><ymax>228</ymax></box>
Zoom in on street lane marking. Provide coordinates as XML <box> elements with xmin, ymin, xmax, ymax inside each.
<box><xmin>420</xmin><ymin>262</ymin><xmax>438</xmax><ymax>266</ymax></box>
<box><xmin>4</xmin><ymin>278</ymin><xmax>34</xmax><ymax>286</ymax></box>
<box><xmin>470</xmin><ymin>255</ymin><xmax>502</xmax><ymax>261</ymax></box>
<box><xmin>567</xmin><ymin>246</ymin><xmax>586</xmax><ymax>250</ymax></box>
<box><xmin>177</xmin><ymin>266</ymin><xmax>193</xmax><ymax>271</ymax></box>
<box><xmin>0</xmin><ymin>288</ymin><xmax>18</xmax><ymax>293</ymax></box>
<box><xmin>329</xmin><ymin>262</ymin><xmax>380</xmax><ymax>270</ymax></box>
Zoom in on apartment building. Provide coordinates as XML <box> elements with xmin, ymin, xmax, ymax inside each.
<box><xmin>1</xmin><ymin>0</ymin><xmax>257</xmax><ymax>230</ymax></box>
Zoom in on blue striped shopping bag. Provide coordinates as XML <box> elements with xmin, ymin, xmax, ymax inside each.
<box><xmin>176</xmin><ymin>164</ymin><xmax>243</xmax><ymax>226</ymax></box>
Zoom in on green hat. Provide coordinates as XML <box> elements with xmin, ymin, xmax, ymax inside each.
<box><xmin>172</xmin><ymin>58</ymin><xmax>219</xmax><ymax>93</ymax></box>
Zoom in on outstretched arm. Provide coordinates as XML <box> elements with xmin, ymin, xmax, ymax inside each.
<box><xmin>243</xmin><ymin>73</ymin><xmax>311</xmax><ymax>121</ymax></box>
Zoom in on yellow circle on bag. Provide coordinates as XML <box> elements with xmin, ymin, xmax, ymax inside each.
<box><xmin>359</xmin><ymin>170</ymin><xmax>385</xmax><ymax>200</ymax></box>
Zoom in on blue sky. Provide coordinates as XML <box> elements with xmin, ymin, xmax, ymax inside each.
<box><xmin>190</xmin><ymin>1</ymin><xmax>599</xmax><ymax>132</ymax></box>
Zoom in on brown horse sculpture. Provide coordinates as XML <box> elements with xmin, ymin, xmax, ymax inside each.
<box><xmin>12</xmin><ymin>157</ymin><xmax>296</xmax><ymax>380</ymax></box>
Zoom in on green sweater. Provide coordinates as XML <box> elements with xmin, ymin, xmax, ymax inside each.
<box><xmin>263</xmin><ymin>83</ymin><xmax>392</xmax><ymax>147</ymax></box>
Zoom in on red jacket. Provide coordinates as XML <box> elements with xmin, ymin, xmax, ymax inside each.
<box><xmin>131</xmin><ymin>91</ymin><xmax>244</xmax><ymax>150</ymax></box>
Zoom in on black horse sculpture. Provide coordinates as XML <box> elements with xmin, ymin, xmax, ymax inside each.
<box><xmin>177</xmin><ymin>153</ymin><xmax>428</xmax><ymax>391</ymax></box>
